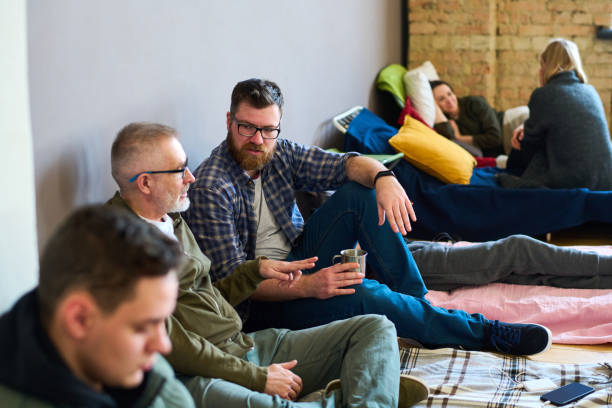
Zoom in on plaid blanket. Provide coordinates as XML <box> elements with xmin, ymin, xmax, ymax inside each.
<box><xmin>399</xmin><ymin>343</ymin><xmax>612</xmax><ymax>407</ymax></box>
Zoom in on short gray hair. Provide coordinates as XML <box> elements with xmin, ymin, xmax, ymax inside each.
<box><xmin>110</xmin><ymin>122</ymin><xmax>177</xmax><ymax>190</ymax></box>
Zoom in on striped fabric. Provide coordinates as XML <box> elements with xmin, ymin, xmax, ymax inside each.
<box><xmin>399</xmin><ymin>343</ymin><xmax>612</xmax><ymax>407</ymax></box>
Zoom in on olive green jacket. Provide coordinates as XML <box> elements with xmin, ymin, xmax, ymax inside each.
<box><xmin>108</xmin><ymin>193</ymin><xmax>268</xmax><ymax>392</ymax></box>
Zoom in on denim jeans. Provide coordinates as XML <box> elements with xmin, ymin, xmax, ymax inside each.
<box><xmin>181</xmin><ymin>315</ymin><xmax>401</xmax><ymax>408</ymax></box>
<box><xmin>245</xmin><ymin>182</ymin><xmax>490</xmax><ymax>350</ymax></box>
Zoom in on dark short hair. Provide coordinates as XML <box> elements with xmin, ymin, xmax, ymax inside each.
<box><xmin>429</xmin><ymin>80</ymin><xmax>454</xmax><ymax>92</ymax></box>
<box><xmin>38</xmin><ymin>205</ymin><xmax>183</xmax><ymax>319</ymax></box>
<box><xmin>230</xmin><ymin>78</ymin><xmax>284</xmax><ymax>114</ymax></box>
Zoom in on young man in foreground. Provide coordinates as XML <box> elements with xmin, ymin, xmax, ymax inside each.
<box><xmin>0</xmin><ymin>205</ymin><xmax>194</xmax><ymax>407</ymax></box>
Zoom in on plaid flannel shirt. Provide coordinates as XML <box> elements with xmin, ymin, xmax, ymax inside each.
<box><xmin>185</xmin><ymin>138</ymin><xmax>356</xmax><ymax>283</ymax></box>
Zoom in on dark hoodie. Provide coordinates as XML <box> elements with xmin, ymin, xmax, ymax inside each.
<box><xmin>0</xmin><ymin>289</ymin><xmax>191</xmax><ymax>408</ymax></box>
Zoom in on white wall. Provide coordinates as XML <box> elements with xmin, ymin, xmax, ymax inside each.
<box><xmin>28</xmin><ymin>0</ymin><xmax>401</xmax><ymax>249</ymax></box>
<box><xmin>1</xmin><ymin>0</ymin><xmax>39</xmax><ymax>312</ymax></box>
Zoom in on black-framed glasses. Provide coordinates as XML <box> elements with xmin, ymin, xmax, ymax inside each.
<box><xmin>129</xmin><ymin>167</ymin><xmax>189</xmax><ymax>183</ymax></box>
<box><xmin>231</xmin><ymin>113</ymin><xmax>281</xmax><ymax>139</ymax></box>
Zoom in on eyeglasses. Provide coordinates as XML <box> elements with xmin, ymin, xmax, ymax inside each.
<box><xmin>231</xmin><ymin>113</ymin><xmax>281</xmax><ymax>139</ymax></box>
<box><xmin>129</xmin><ymin>167</ymin><xmax>189</xmax><ymax>183</ymax></box>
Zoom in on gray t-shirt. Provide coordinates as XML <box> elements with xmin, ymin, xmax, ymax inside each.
<box><xmin>253</xmin><ymin>176</ymin><xmax>291</xmax><ymax>259</ymax></box>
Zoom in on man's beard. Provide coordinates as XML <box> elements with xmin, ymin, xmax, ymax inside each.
<box><xmin>167</xmin><ymin>187</ymin><xmax>190</xmax><ymax>213</ymax></box>
<box><xmin>169</xmin><ymin>196</ymin><xmax>190</xmax><ymax>213</ymax></box>
<box><xmin>226</xmin><ymin>131</ymin><xmax>275</xmax><ymax>171</ymax></box>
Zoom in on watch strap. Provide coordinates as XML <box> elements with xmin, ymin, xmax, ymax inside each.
<box><xmin>373</xmin><ymin>170</ymin><xmax>395</xmax><ymax>185</ymax></box>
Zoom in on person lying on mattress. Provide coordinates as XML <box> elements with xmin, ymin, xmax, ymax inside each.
<box><xmin>498</xmin><ymin>38</ymin><xmax>612</xmax><ymax>191</ymax></box>
<box><xmin>430</xmin><ymin>80</ymin><xmax>528</xmax><ymax>158</ymax></box>
<box><xmin>185</xmin><ymin>77</ymin><xmax>554</xmax><ymax>358</ymax></box>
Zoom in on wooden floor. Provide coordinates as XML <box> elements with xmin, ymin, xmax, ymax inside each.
<box><xmin>546</xmin><ymin>222</ymin><xmax>612</xmax><ymax>246</ymax></box>
<box><xmin>530</xmin><ymin>343</ymin><xmax>612</xmax><ymax>364</ymax></box>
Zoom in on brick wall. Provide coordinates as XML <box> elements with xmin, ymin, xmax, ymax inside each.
<box><xmin>408</xmin><ymin>0</ymin><xmax>612</xmax><ymax>127</ymax></box>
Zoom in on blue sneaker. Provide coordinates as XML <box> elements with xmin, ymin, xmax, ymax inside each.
<box><xmin>485</xmin><ymin>320</ymin><xmax>552</xmax><ymax>355</ymax></box>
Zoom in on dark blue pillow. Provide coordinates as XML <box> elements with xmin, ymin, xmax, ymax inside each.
<box><xmin>343</xmin><ymin>108</ymin><xmax>397</xmax><ymax>154</ymax></box>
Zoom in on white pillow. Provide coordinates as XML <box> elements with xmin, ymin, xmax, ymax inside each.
<box><xmin>408</xmin><ymin>60</ymin><xmax>439</xmax><ymax>81</ymax></box>
<box><xmin>403</xmin><ymin>70</ymin><xmax>436</xmax><ymax>127</ymax></box>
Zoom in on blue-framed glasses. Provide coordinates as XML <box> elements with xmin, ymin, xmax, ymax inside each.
<box><xmin>231</xmin><ymin>113</ymin><xmax>281</xmax><ymax>139</ymax></box>
<box><xmin>129</xmin><ymin>167</ymin><xmax>189</xmax><ymax>183</ymax></box>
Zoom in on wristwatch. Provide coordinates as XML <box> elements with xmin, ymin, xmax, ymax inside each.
<box><xmin>373</xmin><ymin>170</ymin><xmax>396</xmax><ymax>185</ymax></box>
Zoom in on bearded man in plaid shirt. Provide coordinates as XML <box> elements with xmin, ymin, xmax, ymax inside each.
<box><xmin>184</xmin><ymin>78</ymin><xmax>551</xmax><ymax>357</ymax></box>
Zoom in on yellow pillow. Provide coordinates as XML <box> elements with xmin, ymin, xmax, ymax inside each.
<box><xmin>388</xmin><ymin>116</ymin><xmax>476</xmax><ymax>184</ymax></box>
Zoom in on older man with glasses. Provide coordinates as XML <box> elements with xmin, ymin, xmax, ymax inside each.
<box><xmin>107</xmin><ymin>121</ymin><xmax>430</xmax><ymax>408</ymax></box>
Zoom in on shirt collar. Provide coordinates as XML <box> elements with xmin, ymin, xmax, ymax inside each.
<box><xmin>138</xmin><ymin>214</ymin><xmax>177</xmax><ymax>241</ymax></box>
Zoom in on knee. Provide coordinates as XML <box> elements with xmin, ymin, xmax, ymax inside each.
<box><xmin>356</xmin><ymin>315</ymin><xmax>399</xmax><ymax>354</ymax></box>
<box><xmin>357</xmin><ymin>314</ymin><xmax>397</xmax><ymax>337</ymax></box>
<box><xmin>332</xmin><ymin>181</ymin><xmax>376</xmax><ymax>203</ymax></box>
<box><xmin>352</xmin><ymin>281</ymin><xmax>397</xmax><ymax>310</ymax></box>
<box><xmin>501</xmin><ymin>234</ymin><xmax>536</xmax><ymax>252</ymax></box>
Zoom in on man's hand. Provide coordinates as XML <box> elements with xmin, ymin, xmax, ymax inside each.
<box><xmin>265</xmin><ymin>360</ymin><xmax>303</xmax><ymax>400</ymax></box>
<box><xmin>259</xmin><ymin>257</ymin><xmax>317</xmax><ymax>288</ymax></box>
<box><xmin>511</xmin><ymin>124</ymin><xmax>524</xmax><ymax>150</ymax></box>
<box><xmin>302</xmin><ymin>262</ymin><xmax>364</xmax><ymax>299</ymax></box>
<box><xmin>375</xmin><ymin>176</ymin><xmax>416</xmax><ymax>235</ymax></box>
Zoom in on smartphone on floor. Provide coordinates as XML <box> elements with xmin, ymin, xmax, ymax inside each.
<box><xmin>540</xmin><ymin>382</ymin><xmax>595</xmax><ymax>406</ymax></box>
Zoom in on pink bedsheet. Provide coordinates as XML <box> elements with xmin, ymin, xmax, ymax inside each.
<box><xmin>425</xmin><ymin>245</ymin><xmax>612</xmax><ymax>345</ymax></box>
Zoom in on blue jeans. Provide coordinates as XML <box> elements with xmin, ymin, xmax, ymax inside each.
<box><xmin>245</xmin><ymin>182</ymin><xmax>489</xmax><ymax>350</ymax></box>
<box><xmin>181</xmin><ymin>315</ymin><xmax>401</xmax><ymax>407</ymax></box>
